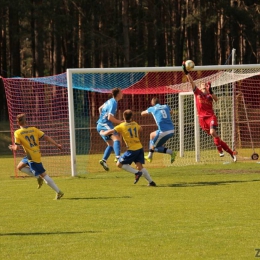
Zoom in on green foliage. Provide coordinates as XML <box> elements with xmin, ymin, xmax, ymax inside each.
<box><xmin>1</xmin><ymin>157</ymin><xmax>260</xmax><ymax>259</ymax></box>
<box><xmin>0</xmin><ymin>121</ymin><xmax>11</xmax><ymax>155</ymax></box>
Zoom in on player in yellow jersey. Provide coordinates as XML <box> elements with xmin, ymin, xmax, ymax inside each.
<box><xmin>8</xmin><ymin>114</ymin><xmax>64</xmax><ymax>200</ymax></box>
<box><xmin>101</xmin><ymin>109</ymin><xmax>156</xmax><ymax>186</ymax></box>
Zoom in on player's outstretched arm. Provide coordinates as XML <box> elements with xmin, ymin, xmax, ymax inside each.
<box><xmin>44</xmin><ymin>135</ymin><xmax>62</xmax><ymax>150</ymax></box>
<box><xmin>101</xmin><ymin>129</ymin><xmax>115</xmax><ymax>136</ymax></box>
<box><xmin>98</xmin><ymin>104</ymin><xmax>104</xmax><ymax>114</ymax></box>
<box><xmin>182</xmin><ymin>61</ymin><xmax>196</xmax><ymax>91</ymax></box>
<box><xmin>107</xmin><ymin>114</ymin><xmax>122</xmax><ymax>125</ymax></box>
<box><xmin>206</xmin><ymin>83</ymin><xmax>218</xmax><ymax>102</ymax></box>
<box><xmin>186</xmin><ymin>74</ymin><xmax>196</xmax><ymax>90</ymax></box>
<box><xmin>8</xmin><ymin>144</ymin><xmax>18</xmax><ymax>151</ymax></box>
<box><xmin>141</xmin><ymin>110</ymin><xmax>148</xmax><ymax>116</ymax></box>
<box><xmin>212</xmin><ymin>94</ymin><xmax>218</xmax><ymax>102</ymax></box>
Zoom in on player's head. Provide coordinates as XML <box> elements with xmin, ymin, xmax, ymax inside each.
<box><xmin>123</xmin><ymin>109</ymin><xmax>133</xmax><ymax>122</ymax></box>
<box><xmin>199</xmin><ymin>82</ymin><xmax>207</xmax><ymax>93</ymax></box>
<box><xmin>16</xmin><ymin>113</ymin><xmax>26</xmax><ymax>126</ymax></box>
<box><xmin>199</xmin><ymin>82</ymin><xmax>211</xmax><ymax>93</ymax></box>
<box><xmin>112</xmin><ymin>87</ymin><xmax>123</xmax><ymax>101</ymax></box>
<box><xmin>151</xmin><ymin>97</ymin><xmax>160</xmax><ymax>106</ymax></box>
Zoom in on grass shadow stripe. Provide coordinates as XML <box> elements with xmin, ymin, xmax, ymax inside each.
<box><xmin>65</xmin><ymin>195</ymin><xmax>132</xmax><ymax>200</ymax></box>
<box><xmin>160</xmin><ymin>179</ymin><xmax>260</xmax><ymax>187</ymax></box>
<box><xmin>0</xmin><ymin>231</ymin><xmax>101</xmax><ymax>236</ymax></box>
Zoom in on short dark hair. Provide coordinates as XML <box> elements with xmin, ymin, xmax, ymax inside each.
<box><xmin>123</xmin><ymin>109</ymin><xmax>133</xmax><ymax>122</ymax></box>
<box><xmin>112</xmin><ymin>87</ymin><xmax>121</xmax><ymax>98</ymax></box>
<box><xmin>152</xmin><ymin>97</ymin><xmax>159</xmax><ymax>105</ymax></box>
<box><xmin>17</xmin><ymin>114</ymin><xmax>26</xmax><ymax>125</ymax></box>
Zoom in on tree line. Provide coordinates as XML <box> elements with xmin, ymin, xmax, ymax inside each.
<box><xmin>0</xmin><ymin>0</ymin><xmax>259</xmax><ymax>119</ymax></box>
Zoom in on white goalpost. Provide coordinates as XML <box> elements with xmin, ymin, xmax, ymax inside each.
<box><xmin>178</xmin><ymin>92</ymin><xmax>200</xmax><ymax>162</ymax></box>
<box><xmin>4</xmin><ymin>64</ymin><xmax>260</xmax><ymax>177</ymax></box>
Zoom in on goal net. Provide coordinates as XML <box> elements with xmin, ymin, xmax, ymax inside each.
<box><xmin>3</xmin><ymin>64</ymin><xmax>260</xmax><ymax>176</ymax></box>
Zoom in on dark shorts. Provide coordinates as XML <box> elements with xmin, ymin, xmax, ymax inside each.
<box><xmin>119</xmin><ymin>148</ymin><xmax>145</xmax><ymax>165</ymax></box>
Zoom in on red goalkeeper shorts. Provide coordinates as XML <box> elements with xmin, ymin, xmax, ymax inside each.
<box><xmin>199</xmin><ymin>115</ymin><xmax>218</xmax><ymax>135</ymax></box>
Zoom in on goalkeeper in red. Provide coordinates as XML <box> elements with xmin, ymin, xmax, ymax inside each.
<box><xmin>182</xmin><ymin>61</ymin><xmax>237</xmax><ymax>162</ymax></box>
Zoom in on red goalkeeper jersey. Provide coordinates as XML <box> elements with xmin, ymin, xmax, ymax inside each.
<box><xmin>194</xmin><ymin>87</ymin><xmax>215</xmax><ymax>118</ymax></box>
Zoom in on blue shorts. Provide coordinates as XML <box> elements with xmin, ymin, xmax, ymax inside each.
<box><xmin>119</xmin><ymin>148</ymin><xmax>145</xmax><ymax>165</ymax></box>
<box><xmin>21</xmin><ymin>157</ymin><xmax>45</xmax><ymax>176</ymax></box>
<box><xmin>21</xmin><ymin>156</ymin><xmax>29</xmax><ymax>165</ymax></box>
<box><xmin>152</xmin><ymin>130</ymin><xmax>174</xmax><ymax>148</ymax></box>
<box><xmin>97</xmin><ymin>123</ymin><xmax>119</xmax><ymax>142</ymax></box>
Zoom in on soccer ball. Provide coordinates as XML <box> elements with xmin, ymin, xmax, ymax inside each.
<box><xmin>185</xmin><ymin>60</ymin><xmax>195</xmax><ymax>71</ymax></box>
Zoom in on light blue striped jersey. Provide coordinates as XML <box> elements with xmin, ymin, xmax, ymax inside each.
<box><xmin>97</xmin><ymin>98</ymin><xmax>118</xmax><ymax>125</ymax></box>
<box><xmin>147</xmin><ymin>104</ymin><xmax>174</xmax><ymax>132</ymax></box>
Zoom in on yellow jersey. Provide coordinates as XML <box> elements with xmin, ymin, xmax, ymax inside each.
<box><xmin>14</xmin><ymin>127</ymin><xmax>44</xmax><ymax>163</ymax></box>
<box><xmin>114</xmin><ymin>121</ymin><xmax>142</xmax><ymax>151</ymax></box>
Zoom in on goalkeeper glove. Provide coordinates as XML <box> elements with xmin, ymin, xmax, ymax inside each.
<box><xmin>182</xmin><ymin>61</ymin><xmax>189</xmax><ymax>75</ymax></box>
<box><xmin>206</xmin><ymin>82</ymin><xmax>213</xmax><ymax>94</ymax></box>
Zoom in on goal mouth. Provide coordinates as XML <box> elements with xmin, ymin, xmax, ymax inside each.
<box><xmin>3</xmin><ymin>64</ymin><xmax>260</xmax><ymax>176</ymax></box>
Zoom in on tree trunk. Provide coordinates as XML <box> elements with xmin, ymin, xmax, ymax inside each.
<box><xmin>34</xmin><ymin>0</ymin><xmax>44</xmax><ymax>76</ymax></box>
<box><xmin>147</xmin><ymin>0</ymin><xmax>155</xmax><ymax>66</ymax></box>
<box><xmin>122</xmin><ymin>0</ymin><xmax>130</xmax><ymax>66</ymax></box>
<box><xmin>9</xmin><ymin>4</ymin><xmax>21</xmax><ymax>77</ymax></box>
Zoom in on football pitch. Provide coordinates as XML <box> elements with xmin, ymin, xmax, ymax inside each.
<box><xmin>0</xmin><ymin>157</ymin><xmax>260</xmax><ymax>259</ymax></box>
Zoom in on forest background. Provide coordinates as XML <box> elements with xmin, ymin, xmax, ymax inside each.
<box><xmin>0</xmin><ymin>0</ymin><xmax>259</xmax><ymax>122</ymax></box>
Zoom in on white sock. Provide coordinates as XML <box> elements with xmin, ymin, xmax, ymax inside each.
<box><xmin>43</xmin><ymin>175</ymin><xmax>60</xmax><ymax>193</ymax></box>
<box><xmin>122</xmin><ymin>164</ymin><xmax>138</xmax><ymax>174</ymax></box>
<box><xmin>141</xmin><ymin>168</ymin><xmax>153</xmax><ymax>183</ymax></box>
<box><xmin>148</xmin><ymin>152</ymin><xmax>153</xmax><ymax>158</ymax></box>
<box><xmin>20</xmin><ymin>167</ymin><xmax>34</xmax><ymax>177</ymax></box>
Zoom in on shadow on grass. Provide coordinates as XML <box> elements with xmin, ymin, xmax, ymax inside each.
<box><xmin>161</xmin><ymin>179</ymin><xmax>260</xmax><ymax>187</ymax></box>
<box><xmin>0</xmin><ymin>231</ymin><xmax>100</xmax><ymax>236</ymax></box>
<box><xmin>65</xmin><ymin>195</ymin><xmax>132</xmax><ymax>200</ymax></box>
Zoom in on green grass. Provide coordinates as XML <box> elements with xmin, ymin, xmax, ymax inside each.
<box><xmin>1</xmin><ymin>157</ymin><xmax>260</xmax><ymax>259</ymax></box>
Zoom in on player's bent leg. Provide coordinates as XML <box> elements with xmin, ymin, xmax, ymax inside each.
<box><xmin>37</xmin><ymin>176</ymin><xmax>44</xmax><ymax>189</ymax></box>
<box><xmin>99</xmin><ymin>141</ymin><xmax>113</xmax><ymax>171</ymax></box>
<box><xmin>111</xmin><ymin>133</ymin><xmax>121</xmax><ymax>158</ymax></box>
<box><xmin>134</xmin><ymin>172</ymin><xmax>142</xmax><ymax>184</ymax></box>
<box><xmin>120</xmin><ymin>153</ymin><xmax>144</xmax><ymax>184</ymax></box>
<box><xmin>153</xmin><ymin>132</ymin><xmax>174</xmax><ymax>161</ymax></box>
<box><xmin>120</xmin><ymin>164</ymin><xmax>142</xmax><ymax>184</ymax></box>
<box><xmin>18</xmin><ymin>161</ymin><xmax>45</xmax><ymax>189</ymax></box>
<box><xmin>19</xmin><ymin>166</ymin><xmax>34</xmax><ymax>176</ymax></box>
<box><xmin>121</xmin><ymin>164</ymin><xmax>138</xmax><ymax>174</ymax></box>
<box><xmin>102</xmin><ymin>145</ymin><xmax>113</xmax><ymax>161</ymax></box>
<box><xmin>98</xmin><ymin>129</ymin><xmax>113</xmax><ymax>169</ymax></box>
<box><xmin>146</xmin><ymin>132</ymin><xmax>157</xmax><ymax>160</ymax></box>
<box><xmin>54</xmin><ymin>191</ymin><xmax>64</xmax><ymax>200</ymax></box>
<box><xmin>40</xmin><ymin>172</ymin><xmax>64</xmax><ymax>199</ymax></box>
<box><xmin>213</xmin><ymin>136</ymin><xmax>224</xmax><ymax>155</ymax></box>
<box><xmin>141</xmin><ymin>168</ymin><xmax>156</xmax><ymax>186</ymax></box>
<box><xmin>99</xmin><ymin>160</ymin><xmax>109</xmax><ymax>171</ymax></box>
<box><xmin>231</xmin><ymin>151</ymin><xmax>237</xmax><ymax>162</ymax></box>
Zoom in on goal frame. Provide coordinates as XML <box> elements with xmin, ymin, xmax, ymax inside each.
<box><xmin>67</xmin><ymin>64</ymin><xmax>260</xmax><ymax>176</ymax></box>
<box><xmin>178</xmin><ymin>92</ymin><xmax>201</xmax><ymax>162</ymax></box>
